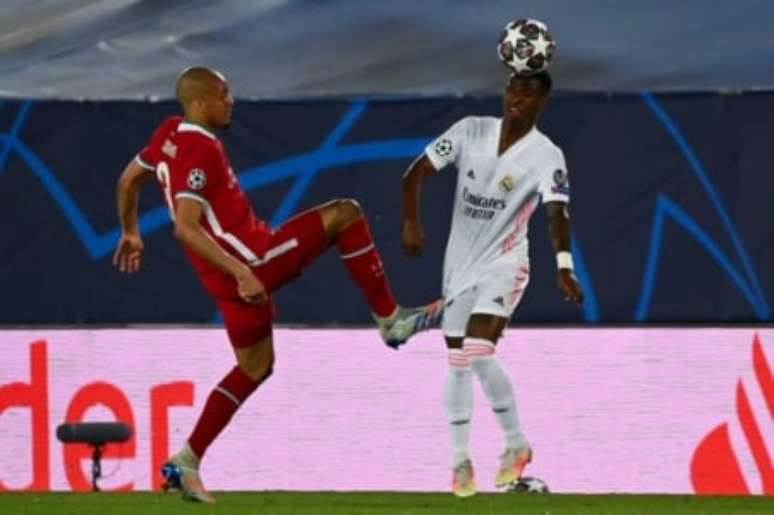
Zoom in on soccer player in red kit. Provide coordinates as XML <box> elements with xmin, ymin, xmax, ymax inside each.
<box><xmin>113</xmin><ymin>67</ymin><xmax>440</xmax><ymax>503</ymax></box>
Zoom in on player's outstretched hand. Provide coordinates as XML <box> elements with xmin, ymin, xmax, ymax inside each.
<box><xmin>236</xmin><ymin>270</ymin><xmax>268</xmax><ymax>304</ymax></box>
<box><xmin>401</xmin><ymin>220</ymin><xmax>425</xmax><ymax>257</ymax></box>
<box><xmin>113</xmin><ymin>232</ymin><xmax>144</xmax><ymax>273</ymax></box>
<box><xmin>557</xmin><ymin>269</ymin><xmax>583</xmax><ymax>305</ymax></box>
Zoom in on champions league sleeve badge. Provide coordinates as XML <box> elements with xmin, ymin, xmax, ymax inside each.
<box><xmin>187</xmin><ymin>168</ymin><xmax>207</xmax><ymax>190</ymax></box>
<box><xmin>551</xmin><ymin>168</ymin><xmax>570</xmax><ymax>194</ymax></box>
<box><xmin>434</xmin><ymin>138</ymin><xmax>453</xmax><ymax>157</ymax></box>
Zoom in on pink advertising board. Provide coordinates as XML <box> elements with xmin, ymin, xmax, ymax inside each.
<box><xmin>0</xmin><ymin>328</ymin><xmax>771</xmax><ymax>494</ymax></box>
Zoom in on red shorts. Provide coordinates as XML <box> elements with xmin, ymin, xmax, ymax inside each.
<box><xmin>199</xmin><ymin>208</ymin><xmax>328</xmax><ymax>348</ymax></box>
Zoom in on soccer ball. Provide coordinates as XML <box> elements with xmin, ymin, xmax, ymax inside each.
<box><xmin>497</xmin><ymin>19</ymin><xmax>556</xmax><ymax>75</ymax></box>
<box><xmin>507</xmin><ymin>476</ymin><xmax>550</xmax><ymax>493</ymax></box>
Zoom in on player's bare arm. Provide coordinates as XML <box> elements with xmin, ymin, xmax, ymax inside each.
<box><xmin>114</xmin><ymin>158</ymin><xmax>153</xmax><ymax>273</ymax></box>
<box><xmin>174</xmin><ymin>197</ymin><xmax>267</xmax><ymax>305</ymax></box>
<box><xmin>401</xmin><ymin>154</ymin><xmax>437</xmax><ymax>257</ymax></box>
<box><xmin>545</xmin><ymin>201</ymin><xmax>583</xmax><ymax>305</ymax></box>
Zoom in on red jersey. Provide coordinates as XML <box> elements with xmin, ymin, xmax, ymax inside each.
<box><xmin>136</xmin><ymin>116</ymin><xmax>271</xmax><ymax>274</ymax></box>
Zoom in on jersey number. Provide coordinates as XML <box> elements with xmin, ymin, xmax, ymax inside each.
<box><xmin>155</xmin><ymin>161</ymin><xmax>175</xmax><ymax>221</ymax></box>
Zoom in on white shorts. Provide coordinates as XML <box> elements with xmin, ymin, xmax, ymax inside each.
<box><xmin>441</xmin><ymin>263</ymin><xmax>530</xmax><ymax>338</ymax></box>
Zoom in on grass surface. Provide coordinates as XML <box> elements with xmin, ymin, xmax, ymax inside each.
<box><xmin>1</xmin><ymin>491</ymin><xmax>772</xmax><ymax>515</ymax></box>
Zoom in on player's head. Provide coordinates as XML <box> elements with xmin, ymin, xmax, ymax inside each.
<box><xmin>175</xmin><ymin>66</ymin><xmax>234</xmax><ymax>129</ymax></box>
<box><xmin>502</xmin><ymin>71</ymin><xmax>552</xmax><ymax>126</ymax></box>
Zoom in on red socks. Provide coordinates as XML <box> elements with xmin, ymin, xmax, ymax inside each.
<box><xmin>336</xmin><ymin>218</ymin><xmax>398</xmax><ymax>317</ymax></box>
<box><xmin>187</xmin><ymin>366</ymin><xmax>260</xmax><ymax>459</ymax></box>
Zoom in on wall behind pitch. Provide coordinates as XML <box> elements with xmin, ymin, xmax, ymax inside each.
<box><xmin>0</xmin><ymin>328</ymin><xmax>771</xmax><ymax>494</ymax></box>
<box><xmin>0</xmin><ymin>93</ymin><xmax>772</xmax><ymax>324</ymax></box>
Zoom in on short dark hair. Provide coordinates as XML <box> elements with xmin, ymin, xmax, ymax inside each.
<box><xmin>531</xmin><ymin>70</ymin><xmax>552</xmax><ymax>94</ymax></box>
<box><xmin>509</xmin><ymin>70</ymin><xmax>553</xmax><ymax>95</ymax></box>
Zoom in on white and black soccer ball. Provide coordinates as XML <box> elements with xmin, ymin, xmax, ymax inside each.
<box><xmin>507</xmin><ymin>476</ymin><xmax>550</xmax><ymax>493</ymax></box>
<box><xmin>497</xmin><ymin>19</ymin><xmax>556</xmax><ymax>75</ymax></box>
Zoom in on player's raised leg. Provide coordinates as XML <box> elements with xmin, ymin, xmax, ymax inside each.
<box><xmin>163</xmin><ymin>325</ymin><xmax>275</xmax><ymax>503</ymax></box>
<box><xmin>318</xmin><ymin>199</ymin><xmax>442</xmax><ymax>348</ymax></box>
<box><xmin>464</xmin><ymin>314</ymin><xmax>531</xmax><ymax>488</ymax></box>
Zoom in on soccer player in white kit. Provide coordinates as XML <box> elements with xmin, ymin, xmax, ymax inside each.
<box><xmin>401</xmin><ymin>71</ymin><xmax>583</xmax><ymax>497</ymax></box>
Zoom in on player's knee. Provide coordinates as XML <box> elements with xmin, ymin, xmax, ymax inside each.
<box><xmin>463</xmin><ymin>337</ymin><xmax>497</xmax><ymax>362</ymax></box>
<box><xmin>247</xmin><ymin>362</ymin><xmax>273</xmax><ymax>385</ymax></box>
<box><xmin>261</xmin><ymin>365</ymin><xmax>274</xmax><ymax>383</ymax></box>
<box><xmin>241</xmin><ymin>358</ymin><xmax>273</xmax><ymax>383</ymax></box>
<box><xmin>336</xmin><ymin>198</ymin><xmax>363</xmax><ymax>222</ymax></box>
<box><xmin>238</xmin><ymin>346</ymin><xmax>275</xmax><ymax>381</ymax></box>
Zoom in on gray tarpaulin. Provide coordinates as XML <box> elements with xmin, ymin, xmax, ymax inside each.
<box><xmin>0</xmin><ymin>0</ymin><xmax>772</xmax><ymax>99</ymax></box>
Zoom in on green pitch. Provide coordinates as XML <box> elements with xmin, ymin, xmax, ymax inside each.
<box><xmin>1</xmin><ymin>491</ymin><xmax>772</xmax><ymax>515</ymax></box>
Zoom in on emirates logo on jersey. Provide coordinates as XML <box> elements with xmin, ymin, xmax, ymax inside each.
<box><xmin>187</xmin><ymin>168</ymin><xmax>207</xmax><ymax>190</ymax></box>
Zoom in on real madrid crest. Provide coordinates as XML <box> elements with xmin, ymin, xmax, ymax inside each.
<box><xmin>498</xmin><ymin>174</ymin><xmax>514</xmax><ymax>192</ymax></box>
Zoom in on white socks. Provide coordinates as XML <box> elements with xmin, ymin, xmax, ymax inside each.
<box><xmin>443</xmin><ymin>349</ymin><xmax>473</xmax><ymax>467</ymax></box>
<box><xmin>464</xmin><ymin>338</ymin><xmax>528</xmax><ymax>451</ymax></box>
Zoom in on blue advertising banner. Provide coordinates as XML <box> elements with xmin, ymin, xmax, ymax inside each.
<box><xmin>0</xmin><ymin>92</ymin><xmax>771</xmax><ymax>324</ymax></box>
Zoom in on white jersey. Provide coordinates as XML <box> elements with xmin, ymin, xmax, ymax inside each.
<box><xmin>425</xmin><ymin>116</ymin><xmax>570</xmax><ymax>298</ymax></box>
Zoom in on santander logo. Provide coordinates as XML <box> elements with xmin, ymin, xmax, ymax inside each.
<box><xmin>690</xmin><ymin>333</ymin><xmax>774</xmax><ymax>494</ymax></box>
